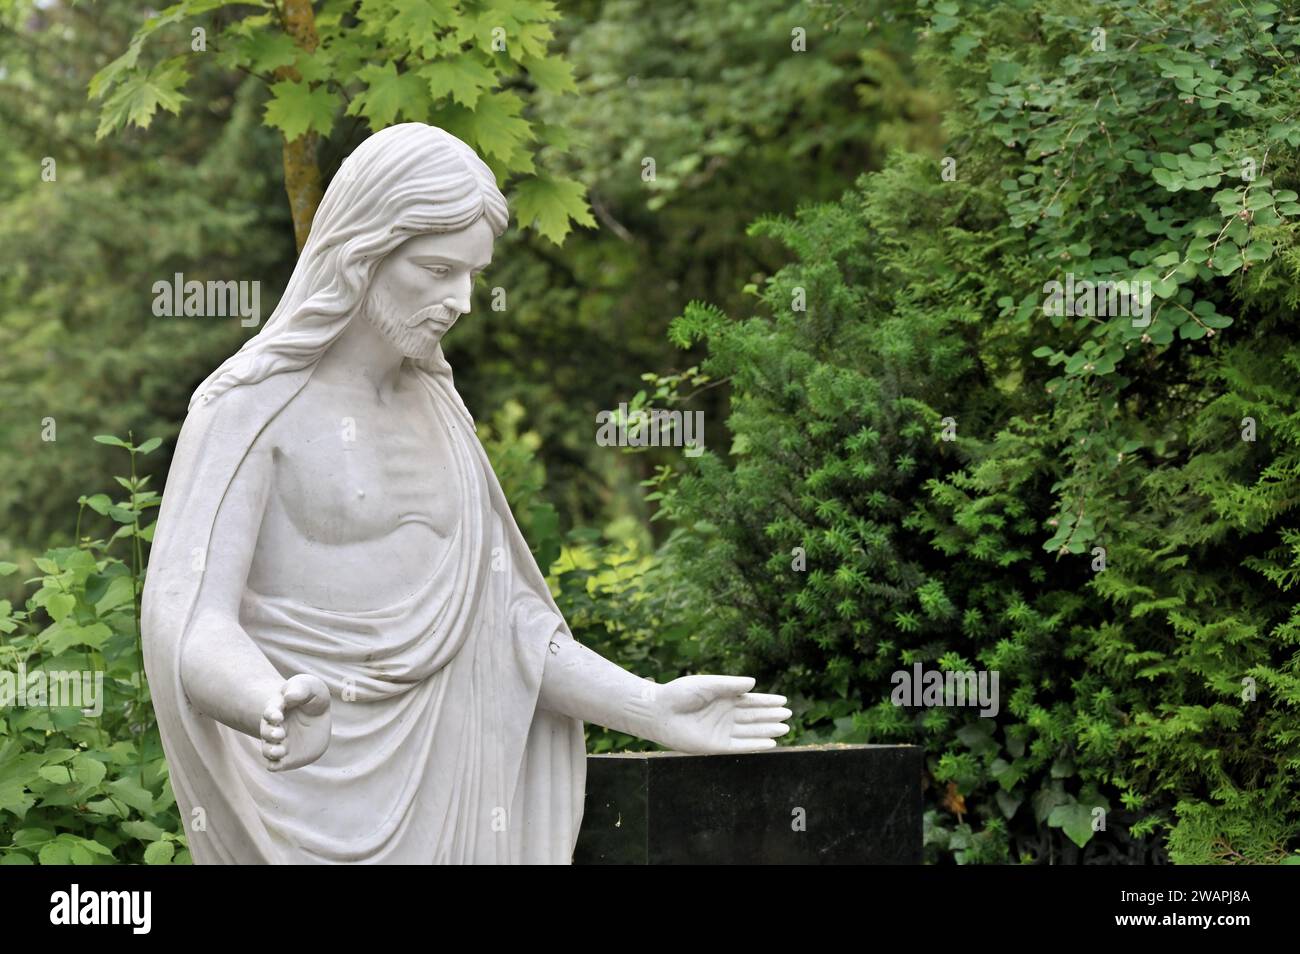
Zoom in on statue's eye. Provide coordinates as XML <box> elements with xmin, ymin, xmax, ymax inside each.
<box><xmin>423</xmin><ymin>264</ymin><xmax>451</xmax><ymax>279</ymax></box>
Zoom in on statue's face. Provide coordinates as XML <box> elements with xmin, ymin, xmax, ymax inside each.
<box><xmin>361</xmin><ymin>216</ymin><xmax>494</xmax><ymax>360</ymax></box>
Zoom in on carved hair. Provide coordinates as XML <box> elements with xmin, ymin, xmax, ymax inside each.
<box><xmin>190</xmin><ymin>123</ymin><xmax>508</xmax><ymax>408</ymax></box>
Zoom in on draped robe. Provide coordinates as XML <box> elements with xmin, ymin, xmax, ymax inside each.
<box><xmin>141</xmin><ymin>350</ymin><xmax>586</xmax><ymax>864</ymax></box>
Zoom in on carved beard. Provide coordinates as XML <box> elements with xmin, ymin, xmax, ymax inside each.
<box><xmin>360</xmin><ymin>283</ymin><xmax>459</xmax><ymax>361</ymax></box>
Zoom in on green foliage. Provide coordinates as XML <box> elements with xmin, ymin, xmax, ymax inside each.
<box><xmin>658</xmin><ymin>0</ymin><xmax>1300</xmax><ymax>863</ymax></box>
<box><xmin>89</xmin><ymin>0</ymin><xmax>595</xmax><ymax>243</ymax></box>
<box><xmin>478</xmin><ymin>398</ymin><xmax>564</xmax><ymax>573</ymax></box>
<box><xmin>0</xmin><ymin>437</ymin><xmax>187</xmax><ymax>865</ymax></box>
<box><xmin>0</xmin><ymin>0</ymin><xmax>293</xmax><ymax>571</ymax></box>
<box><xmin>445</xmin><ymin>0</ymin><xmax>942</xmax><ymax>532</ymax></box>
<box><xmin>1166</xmin><ymin>796</ymin><xmax>1295</xmax><ymax>866</ymax></box>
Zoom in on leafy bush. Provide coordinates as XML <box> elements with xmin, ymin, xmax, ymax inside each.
<box><xmin>0</xmin><ymin>436</ymin><xmax>187</xmax><ymax>865</ymax></box>
<box><xmin>657</xmin><ymin>0</ymin><xmax>1300</xmax><ymax>863</ymax></box>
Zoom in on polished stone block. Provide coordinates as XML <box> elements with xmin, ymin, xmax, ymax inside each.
<box><xmin>574</xmin><ymin>743</ymin><xmax>921</xmax><ymax>864</ymax></box>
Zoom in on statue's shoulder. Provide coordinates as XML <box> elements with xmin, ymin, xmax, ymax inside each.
<box><xmin>178</xmin><ymin>374</ymin><xmax>306</xmax><ymax>463</ymax></box>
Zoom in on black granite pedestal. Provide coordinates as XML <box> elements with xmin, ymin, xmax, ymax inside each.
<box><xmin>573</xmin><ymin>743</ymin><xmax>921</xmax><ymax>865</ymax></box>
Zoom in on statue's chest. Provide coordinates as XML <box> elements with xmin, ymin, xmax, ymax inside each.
<box><xmin>272</xmin><ymin>403</ymin><xmax>464</xmax><ymax>546</ymax></box>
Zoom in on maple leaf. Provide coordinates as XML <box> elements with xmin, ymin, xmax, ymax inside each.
<box><xmin>522</xmin><ymin>55</ymin><xmax>575</xmax><ymax>95</ymax></box>
<box><xmin>241</xmin><ymin>31</ymin><xmax>299</xmax><ymax>74</ymax></box>
<box><xmin>511</xmin><ymin>174</ymin><xmax>595</xmax><ymax>245</ymax></box>
<box><xmin>88</xmin><ymin>38</ymin><xmax>143</xmax><ymax>100</ymax></box>
<box><xmin>514</xmin><ymin>21</ymin><xmax>553</xmax><ymax>60</ymax></box>
<box><xmin>381</xmin><ymin>0</ymin><xmax>460</xmax><ymax>51</ymax></box>
<box><xmin>94</xmin><ymin>57</ymin><xmax>190</xmax><ymax>140</ymax></box>
<box><xmin>420</xmin><ymin>55</ymin><xmax>496</xmax><ymax>109</ymax></box>
<box><xmin>468</xmin><ymin>90</ymin><xmax>533</xmax><ymax>162</ymax></box>
<box><xmin>348</xmin><ymin>62</ymin><xmax>431</xmax><ymax>129</ymax></box>
<box><xmin>263</xmin><ymin>80</ymin><xmax>338</xmax><ymax>140</ymax></box>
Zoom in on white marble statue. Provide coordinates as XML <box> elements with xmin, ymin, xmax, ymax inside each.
<box><xmin>141</xmin><ymin>122</ymin><xmax>790</xmax><ymax>864</ymax></box>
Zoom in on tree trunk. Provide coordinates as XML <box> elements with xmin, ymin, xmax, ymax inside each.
<box><xmin>277</xmin><ymin>0</ymin><xmax>323</xmax><ymax>252</ymax></box>
<box><xmin>281</xmin><ymin>133</ymin><xmax>322</xmax><ymax>253</ymax></box>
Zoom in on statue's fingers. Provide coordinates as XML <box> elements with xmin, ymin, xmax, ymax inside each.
<box><xmin>263</xmin><ymin>704</ymin><xmax>284</xmax><ymax>724</ymax></box>
<box><xmin>732</xmin><ymin>722</ymin><xmax>791</xmax><ymax>740</ymax></box>
<box><xmin>738</xmin><ymin>692</ymin><xmax>786</xmax><ymax>707</ymax></box>
<box><xmin>262</xmin><ymin>724</ymin><xmax>286</xmax><ymax>743</ymax></box>
<box><xmin>283</xmin><ymin>675</ymin><xmax>331</xmax><ymax>714</ymax></box>
<box><xmin>702</xmin><ymin>675</ymin><xmax>756</xmax><ymax>696</ymax></box>
<box><xmin>733</xmin><ymin>706</ymin><xmax>791</xmax><ymax>724</ymax></box>
<box><xmin>262</xmin><ymin>741</ymin><xmax>286</xmax><ymax>761</ymax></box>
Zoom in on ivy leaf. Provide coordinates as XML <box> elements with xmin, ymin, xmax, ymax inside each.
<box><xmin>1048</xmin><ymin>802</ymin><xmax>1097</xmax><ymax>848</ymax></box>
<box><xmin>511</xmin><ymin>175</ymin><xmax>595</xmax><ymax>245</ymax></box>
<box><xmin>94</xmin><ymin>57</ymin><xmax>190</xmax><ymax>140</ymax></box>
<box><xmin>263</xmin><ymin>80</ymin><xmax>338</xmax><ymax>140</ymax></box>
<box><xmin>995</xmin><ymin>790</ymin><xmax>1022</xmax><ymax>819</ymax></box>
<box><xmin>420</xmin><ymin>56</ymin><xmax>496</xmax><ymax>109</ymax></box>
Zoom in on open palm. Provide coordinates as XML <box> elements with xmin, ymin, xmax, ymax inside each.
<box><xmin>654</xmin><ymin>675</ymin><xmax>790</xmax><ymax>754</ymax></box>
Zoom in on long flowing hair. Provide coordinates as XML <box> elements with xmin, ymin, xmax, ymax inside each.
<box><xmin>190</xmin><ymin>123</ymin><xmax>508</xmax><ymax>410</ymax></box>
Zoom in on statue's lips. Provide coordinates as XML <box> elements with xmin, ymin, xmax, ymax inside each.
<box><xmin>405</xmin><ymin>307</ymin><xmax>459</xmax><ymax>330</ymax></box>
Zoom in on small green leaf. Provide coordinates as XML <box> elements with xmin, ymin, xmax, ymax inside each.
<box><xmin>121</xmin><ymin>820</ymin><xmax>166</xmax><ymax>842</ymax></box>
<box><xmin>144</xmin><ymin>840</ymin><xmax>176</xmax><ymax>865</ymax></box>
<box><xmin>1048</xmin><ymin>802</ymin><xmax>1097</xmax><ymax>849</ymax></box>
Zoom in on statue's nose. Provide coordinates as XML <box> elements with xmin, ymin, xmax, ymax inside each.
<box><xmin>443</xmin><ymin>291</ymin><xmax>469</xmax><ymax>315</ymax></box>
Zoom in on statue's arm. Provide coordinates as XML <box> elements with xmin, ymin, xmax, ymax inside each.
<box><xmin>537</xmin><ymin>631</ymin><xmax>792</xmax><ymax>755</ymax></box>
<box><xmin>537</xmin><ymin>634</ymin><xmax>663</xmax><ymax>741</ymax></box>
<box><xmin>179</xmin><ymin>437</ymin><xmax>285</xmax><ymax>738</ymax></box>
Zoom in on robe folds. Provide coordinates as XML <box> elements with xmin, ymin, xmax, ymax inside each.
<box><xmin>141</xmin><ymin>353</ymin><xmax>586</xmax><ymax>864</ymax></box>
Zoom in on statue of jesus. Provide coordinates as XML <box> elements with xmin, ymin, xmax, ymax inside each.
<box><xmin>141</xmin><ymin>123</ymin><xmax>790</xmax><ymax>864</ymax></box>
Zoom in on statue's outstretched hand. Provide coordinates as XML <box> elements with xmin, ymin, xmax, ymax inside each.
<box><xmin>260</xmin><ymin>674</ymin><xmax>332</xmax><ymax>772</ymax></box>
<box><xmin>650</xmin><ymin>675</ymin><xmax>790</xmax><ymax>754</ymax></box>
